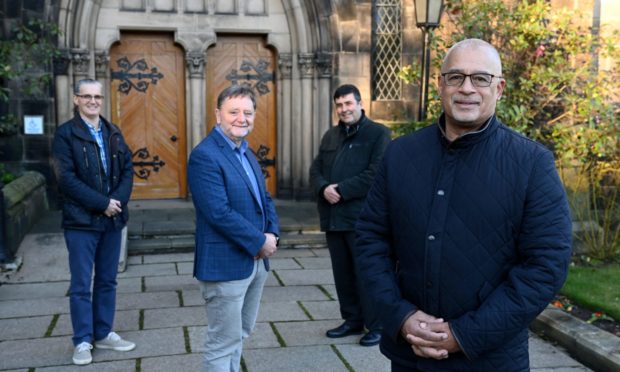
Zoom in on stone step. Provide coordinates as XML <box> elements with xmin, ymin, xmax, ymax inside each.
<box><xmin>127</xmin><ymin>232</ymin><xmax>327</xmax><ymax>255</ymax></box>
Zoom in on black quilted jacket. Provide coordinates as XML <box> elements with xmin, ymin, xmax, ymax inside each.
<box><xmin>355</xmin><ymin>114</ymin><xmax>572</xmax><ymax>371</ymax></box>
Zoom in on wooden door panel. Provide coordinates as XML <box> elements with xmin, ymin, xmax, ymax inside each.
<box><xmin>110</xmin><ymin>32</ymin><xmax>187</xmax><ymax>199</ymax></box>
<box><xmin>206</xmin><ymin>35</ymin><xmax>277</xmax><ymax>195</ymax></box>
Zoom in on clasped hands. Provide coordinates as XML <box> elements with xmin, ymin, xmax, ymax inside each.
<box><xmin>256</xmin><ymin>233</ymin><xmax>278</xmax><ymax>259</ymax></box>
<box><xmin>401</xmin><ymin>310</ymin><xmax>460</xmax><ymax>360</ymax></box>
<box><xmin>104</xmin><ymin>198</ymin><xmax>122</xmax><ymax>217</ymax></box>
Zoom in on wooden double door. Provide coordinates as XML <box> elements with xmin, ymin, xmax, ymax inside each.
<box><xmin>110</xmin><ymin>32</ymin><xmax>187</xmax><ymax>200</ymax></box>
<box><xmin>110</xmin><ymin>32</ymin><xmax>278</xmax><ymax>199</ymax></box>
<box><xmin>206</xmin><ymin>35</ymin><xmax>278</xmax><ymax>195</ymax></box>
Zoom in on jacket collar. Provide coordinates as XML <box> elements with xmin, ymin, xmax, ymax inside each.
<box><xmin>338</xmin><ymin>110</ymin><xmax>367</xmax><ymax>138</ymax></box>
<box><xmin>437</xmin><ymin>113</ymin><xmax>499</xmax><ymax>149</ymax></box>
<box><xmin>69</xmin><ymin>114</ymin><xmax>118</xmax><ymax>141</ymax></box>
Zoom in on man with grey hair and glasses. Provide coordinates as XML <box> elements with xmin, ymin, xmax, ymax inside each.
<box><xmin>355</xmin><ymin>39</ymin><xmax>572</xmax><ymax>371</ymax></box>
<box><xmin>53</xmin><ymin>79</ymin><xmax>135</xmax><ymax>365</ymax></box>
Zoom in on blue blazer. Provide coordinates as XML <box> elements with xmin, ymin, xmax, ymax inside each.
<box><xmin>188</xmin><ymin>128</ymin><xmax>279</xmax><ymax>281</ymax></box>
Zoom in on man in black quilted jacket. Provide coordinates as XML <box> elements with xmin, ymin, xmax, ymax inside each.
<box><xmin>310</xmin><ymin>84</ymin><xmax>391</xmax><ymax>347</ymax></box>
<box><xmin>355</xmin><ymin>39</ymin><xmax>572</xmax><ymax>371</ymax></box>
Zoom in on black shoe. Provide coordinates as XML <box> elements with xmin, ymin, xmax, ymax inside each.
<box><xmin>359</xmin><ymin>330</ymin><xmax>382</xmax><ymax>346</ymax></box>
<box><xmin>326</xmin><ymin>322</ymin><xmax>364</xmax><ymax>338</ymax></box>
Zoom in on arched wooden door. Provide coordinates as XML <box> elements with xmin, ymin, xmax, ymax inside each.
<box><xmin>110</xmin><ymin>32</ymin><xmax>187</xmax><ymax>199</ymax></box>
<box><xmin>206</xmin><ymin>35</ymin><xmax>278</xmax><ymax>195</ymax></box>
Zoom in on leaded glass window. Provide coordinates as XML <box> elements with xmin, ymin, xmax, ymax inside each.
<box><xmin>372</xmin><ymin>0</ymin><xmax>402</xmax><ymax>100</ymax></box>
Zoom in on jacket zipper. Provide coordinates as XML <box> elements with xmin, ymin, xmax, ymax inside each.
<box><xmin>82</xmin><ymin>146</ymin><xmax>89</xmax><ymax>168</ymax></box>
<box><xmin>93</xmin><ymin>142</ymin><xmax>104</xmax><ymax>193</ymax></box>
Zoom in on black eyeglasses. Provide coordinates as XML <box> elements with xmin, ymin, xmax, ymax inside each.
<box><xmin>76</xmin><ymin>94</ymin><xmax>104</xmax><ymax>101</ymax></box>
<box><xmin>441</xmin><ymin>72</ymin><xmax>502</xmax><ymax>88</ymax></box>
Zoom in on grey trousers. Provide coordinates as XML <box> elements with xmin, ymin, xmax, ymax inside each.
<box><xmin>199</xmin><ymin>259</ymin><xmax>268</xmax><ymax>372</ymax></box>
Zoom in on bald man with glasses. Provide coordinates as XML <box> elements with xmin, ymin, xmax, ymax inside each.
<box><xmin>354</xmin><ymin>39</ymin><xmax>572</xmax><ymax>371</ymax></box>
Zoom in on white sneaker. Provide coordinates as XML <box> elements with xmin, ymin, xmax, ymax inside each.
<box><xmin>72</xmin><ymin>342</ymin><xmax>93</xmax><ymax>365</ymax></box>
<box><xmin>95</xmin><ymin>332</ymin><xmax>136</xmax><ymax>351</ymax></box>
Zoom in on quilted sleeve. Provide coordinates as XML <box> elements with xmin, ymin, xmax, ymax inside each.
<box><xmin>355</xmin><ymin>147</ymin><xmax>418</xmax><ymax>341</ymax></box>
<box><xmin>450</xmin><ymin>149</ymin><xmax>572</xmax><ymax>360</ymax></box>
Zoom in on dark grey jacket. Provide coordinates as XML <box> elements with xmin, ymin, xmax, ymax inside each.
<box><xmin>52</xmin><ymin>114</ymin><xmax>133</xmax><ymax>231</ymax></box>
<box><xmin>309</xmin><ymin>112</ymin><xmax>391</xmax><ymax>231</ymax></box>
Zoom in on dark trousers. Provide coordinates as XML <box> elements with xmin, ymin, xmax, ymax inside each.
<box><xmin>65</xmin><ymin>224</ymin><xmax>121</xmax><ymax>346</ymax></box>
<box><xmin>326</xmin><ymin>231</ymin><xmax>381</xmax><ymax>331</ymax></box>
<box><xmin>391</xmin><ymin>360</ymin><xmax>423</xmax><ymax>371</ymax></box>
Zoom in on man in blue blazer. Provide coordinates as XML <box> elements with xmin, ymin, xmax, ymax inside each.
<box><xmin>188</xmin><ymin>85</ymin><xmax>280</xmax><ymax>372</ymax></box>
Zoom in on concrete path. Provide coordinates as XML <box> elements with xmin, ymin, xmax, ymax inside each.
<box><xmin>0</xmin><ymin>209</ymin><xmax>592</xmax><ymax>371</ymax></box>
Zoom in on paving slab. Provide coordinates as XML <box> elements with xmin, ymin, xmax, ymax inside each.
<box><xmin>0</xmin><ymin>335</ymin><xmax>75</xmax><ymax>369</ymax></box>
<box><xmin>301</xmin><ymin>300</ymin><xmax>342</xmax><ymax>320</ymax></box>
<box><xmin>116</xmin><ymin>277</ymin><xmax>142</xmax><ymax>293</ymax></box>
<box><xmin>140</xmin><ymin>353</ymin><xmax>203</xmax><ymax>372</ymax></box>
<box><xmin>320</xmin><ymin>284</ymin><xmax>338</xmax><ymax>300</ymax></box>
<box><xmin>188</xmin><ymin>322</ymin><xmax>280</xmax><ymax>353</ymax></box>
<box><xmin>143</xmin><ymin>306</ymin><xmax>206</xmax><ymax>329</ymax></box>
<box><xmin>115</xmin><ymin>291</ymin><xmax>180</xmax><ymax>310</ymax></box>
<box><xmin>243</xmin><ymin>345</ymin><xmax>348</xmax><ymax>372</ymax></box>
<box><xmin>276</xmin><ymin>269</ymin><xmax>335</xmax><ymax>286</ymax></box>
<box><xmin>87</xmin><ymin>328</ymin><xmax>186</xmax><ymax>362</ymax></box>
<box><xmin>142</xmin><ymin>252</ymin><xmax>194</xmax><ymax>264</ymax></box>
<box><xmin>177</xmin><ymin>261</ymin><xmax>194</xmax><ymax>275</ymax></box>
<box><xmin>271</xmin><ymin>248</ymin><xmax>315</xmax><ymax>258</ymax></box>
<box><xmin>529</xmin><ymin>333</ymin><xmax>590</xmax><ymax>369</ymax></box>
<box><xmin>1</xmin><ymin>234</ymin><xmax>70</xmax><ymax>283</ymax></box>
<box><xmin>36</xmin><ymin>359</ymin><xmax>136</xmax><ymax>372</ymax></box>
<box><xmin>261</xmin><ymin>285</ymin><xmax>329</xmax><ymax>303</ymax></box>
<box><xmin>335</xmin><ymin>343</ymin><xmax>391</xmax><ymax>371</ymax></box>
<box><xmin>145</xmin><ymin>274</ymin><xmax>199</xmax><ymax>292</ymax></box>
<box><xmin>117</xmin><ymin>262</ymin><xmax>177</xmax><ymax>278</ymax></box>
<box><xmin>264</xmin><ymin>271</ymin><xmax>282</xmax><ymax>287</ymax></box>
<box><xmin>0</xmin><ymin>315</ymin><xmax>53</xmax><ymax>341</ymax></box>
<box><xmin>257</xmin><ymin>301</ymin><xmax>309</xmax><ymax>322</ymax></box>
<box><xmin>311</xmin><ymin>248</ymin><xmax>331</xmax><ymax>257</ymax></box>
<box><xmin>274</xmin><ymin>319</ymin><xmax>362</xmax><ymax>347</ymax></box>
<box><xmin>0</xmin><ymin>281</ymin><xmax>69</xmax><ymax>300</ymax></box>
<box><xmin>295</xmin><ymin>256</ymin><xmax>333</xmax><ymax>269</ymax></box>
<box><xmin>182</xmin><ymin>288</ymin><xmax>204</xmax><ymax>307</ymax></box>
<box><xmin>52</xmin><ymin>309</ymin><xmax>140</xmax><ymax>336</ymax></box>
<box><xmin>0</xmin><ymin>296</ymin><xmax>68</xmax><ymax>318</ymax></box>
<box><xmin>269</xmin><ymin>257</ymin><xmax>302</xmax><ymax>270</ymax></box>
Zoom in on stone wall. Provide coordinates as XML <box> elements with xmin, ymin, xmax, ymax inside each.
<box><xmin>1</xmin><ymin>171</ymin><xmax>49</xmax><ymax>258</ymax></box>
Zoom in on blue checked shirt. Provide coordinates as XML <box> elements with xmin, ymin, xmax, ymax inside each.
<box><xmin>82</xmin><ymin>118</ymin><xmax>108</xmax><ymax>175</ymax></box>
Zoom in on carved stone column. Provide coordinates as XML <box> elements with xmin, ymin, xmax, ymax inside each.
<box><xmin>315</xmin><ymin>52</ymin><xmax>333</xmax><ymax>164</ymax></box>
<box><xmin>277</xmin><ymin>53</ymin><xmax>293</xmax><ymax>197</ymax></box>
<box><xmin>54</xmin><ymin>49</ymin><xmax>73</xmax><ymax>123</ymax></box>
<box><xmin>95</xmin><ymin>51</ymin><xmax>111</xmax><ymax>117</ymax></box>
<box><xmin>296</xmin><ymin>53</ymin><xmax>315</xmax><ymax>198</ymax></box>
<box><xmin>186</xmin><ymin>51</ymin><xmax>206</xmax><ymax>148</ymax></box>
<box><xmin>71</xmin><ymin>49</ymin><xmax>91</xmax><ymax>80</ymax></box>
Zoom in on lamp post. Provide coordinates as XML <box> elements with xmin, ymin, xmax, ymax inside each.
<box><xmin>414</xmin><ymin>0</ymin><xmax>444</xmax><ymax>122</ymax></box>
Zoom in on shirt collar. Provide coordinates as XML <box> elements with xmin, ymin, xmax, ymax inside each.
<box><xmin>215</xmin><ymin>125</ymin><xmax>248</xmax><ymax>153</ymax></box>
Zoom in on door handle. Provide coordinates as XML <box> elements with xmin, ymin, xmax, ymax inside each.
<box><xmin>170</xmin><ymin>135</ymin><xmax>178</xmax><ymax>142</ymax></box>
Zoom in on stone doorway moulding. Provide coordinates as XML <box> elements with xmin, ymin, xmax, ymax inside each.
<box><xmin>54</xmin><ymin>0</ymin><xmax>336</xmax><ymax>199</ymax></box>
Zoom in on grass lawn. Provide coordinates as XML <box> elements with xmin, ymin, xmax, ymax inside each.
<box><xmin>560</xmin><ymin>262</ymin><xmax>620</xmax><ymax>321</ymax></box>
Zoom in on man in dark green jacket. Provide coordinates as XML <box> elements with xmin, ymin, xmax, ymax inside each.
<box><xmin>309</xmin><ymin>84</ymin><xmax>391</xmax><ymax>346</ymax></box>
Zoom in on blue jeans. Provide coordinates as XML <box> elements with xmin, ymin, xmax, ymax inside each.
<box><xmin>65</xmin><ymin>226</ymin><xmax>121</xmax><ymax>346</ymax></box>
<box><xmin>199</xmin><ymin>259</ymin><xmax>268</xmax><ymax>372</ymax></box>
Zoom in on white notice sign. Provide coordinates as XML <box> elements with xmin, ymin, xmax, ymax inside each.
<box><xmin>24</xmin><ymin>115</ymin><xmax>44</xmax><ymax>135</ymax></box>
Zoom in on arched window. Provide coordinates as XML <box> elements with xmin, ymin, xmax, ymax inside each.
<box><xmin>371</xmin><ymin>0</ymin><xmax>402</xmax><ymax>100</ymax></box>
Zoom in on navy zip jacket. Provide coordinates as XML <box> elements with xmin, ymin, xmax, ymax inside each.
<box><xmin>355</xmin><ymin>114</ymin><xmax>572</xmax><ymax>371</ymax></box>
<box><xmin>52</xmin><ymin>114</ymin><xmax>133</xmax><ymax>231</ymax></box>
